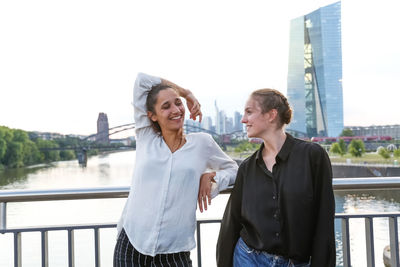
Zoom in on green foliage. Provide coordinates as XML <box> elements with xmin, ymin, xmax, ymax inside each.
<box><xmin>330</xmin><ymin>139</ymin><xmax>347</xmax><ymax>156</ymax></box>
<box><xmin>378</xmin><ymin>147</ymin><xmax>391</xmax><ymax>159</ymax></box>
<box><xmin>4</xmin><ymin>141</ymin><xmax>24</xmax><ymax>168</ymax></box>
<box><xmin>340</xmin><ymin>128</ymin><xmax>355</xmax><ymax>137</ymax></box>
<box><xmin>394</xmin><ymin>149</ymin><xmax>400</xmax><ymax>158</ymax></box>
<box><xmin>234</xmin><ymin>140</ymin><xmax>261</xmax><ymax>153</ymax></box>
<box><xmin>35</xmin><ymin>139</ymin><xmax>60</xmax><ymax>162</ymax></box>
<box><xmin>0</xmin><ymin>126</ymin><xmax>99</xmax><ymax>169</ymax></box>
<box><xmin>0</xmin><ymin>139</ymin><xmax>6</xmax><ymax>161</ymax></box>
<box><xmin>60</xmin><ymin>150</ymin><xmax>75</xmax><ymax>160</ymax></box>
<box><xmin>348</xmin><ymin>139</ymin><xmax>366</xmax><ymax>157</ymax></box>
<box><xmin>338</xmin><ymin>139</ymin><xmax>347</xmax><ymax>154</ymax></box>
<box><xmin>330</xmin><ymin>143</ymin><xmax>342</xmax><ymax>155</ymax></box>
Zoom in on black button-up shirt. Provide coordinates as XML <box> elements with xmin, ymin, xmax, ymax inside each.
<box><xmin>217</xmin><ymin>134</ymin><xmax>335</xmax><ymax>267</ymax></box>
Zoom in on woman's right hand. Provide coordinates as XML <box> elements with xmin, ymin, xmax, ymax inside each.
<box><xmin>185</xmin><ymin>92</ymin><xmax>202</xmax><ymax>122</ymax></box>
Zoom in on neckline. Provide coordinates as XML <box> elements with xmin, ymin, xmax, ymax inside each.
<box><xmin>163</xmin><ymin>134</ymin><xmax>190</xmax><ymax>154</ymax></box>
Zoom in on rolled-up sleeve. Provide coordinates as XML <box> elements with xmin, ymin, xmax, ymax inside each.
<box><xmin>133</xmin><ymin>72</ymin><xmax>162</xmax><ymax>130</ymax></box>
<box><xmin>206</xmin><ymin>135</ymin><xmax>238</xmax><ymax>195</ymax></box>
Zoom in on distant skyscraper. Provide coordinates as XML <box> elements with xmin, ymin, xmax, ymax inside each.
<box><xmin>96</xmin><ymin>112</ymin><xmax>109</xmax><ymax>143</ymax></box>
<box><xmin>287</xmin><ymin>1</ymin><xmax>343</xmax><ymax>137</ymax></box>
<box><xmin>201</xmin><ymin>116</ymin><xmax>213</xmax><ymax>131</ymax></box>
<box><xmin>215</xmin><ymin>100</ymin><xmax>221</xmax><ymax>134</ymax></box>
<box><xmin>234</xmin><ymin>111</ymin><xmax>243</xmax><ymax>132</ymax></box>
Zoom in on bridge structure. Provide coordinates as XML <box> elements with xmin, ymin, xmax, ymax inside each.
<box><xmin>38</xmin><ymin>122</ymin><xmax>246</xmax><ymax>166</ymax></box>
<box><xmin>38</xmin><ymin>123</ymin><xmax>136</xmax><ymax>166</ymax></box>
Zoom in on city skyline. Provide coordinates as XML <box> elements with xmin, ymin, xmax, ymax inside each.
<box><xmin>1</xmin><ymin>0</ymin><xmax>400</xmax><ymax>136</ymax></box>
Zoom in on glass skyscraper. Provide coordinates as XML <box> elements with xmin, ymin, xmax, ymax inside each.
<box><xmin>287</xmin><ymin>1</ymin><xmax>343</xmax><ymax>137</ymax></box>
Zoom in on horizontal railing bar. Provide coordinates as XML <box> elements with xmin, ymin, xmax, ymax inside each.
<box><xmin>2</xmin><ymin>177</ymin><xmax>400</xmax><ymax>203</ymax></box>
<box><xmin>335</xmin><ymin>213</ymin><xmax>400</xmax><ymax>219</ymax></box>
<box><xmin>0</xmin><ymin>223</ymin><xmax>116</xmax><ymax>234</ymax></box>
<box><xmin>0</xmin><ymin>186</ymin><xmax>130</xmax><ymax>202</ymax></box>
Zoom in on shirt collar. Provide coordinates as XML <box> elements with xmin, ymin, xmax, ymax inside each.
<box><xmin>255</xmin><ymin>133</ymin><xmax>296</xmax><ymax>163</ymax></box>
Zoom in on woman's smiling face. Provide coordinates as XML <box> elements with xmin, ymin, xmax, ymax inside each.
<box><xmin>241</xmin><ymin>97</ymin><xmax>272</xmax><ymax>138</ymax></box>
<box><xmin>149</xmin><ymin>88</ymin><xmax>185</xmax><ymax>132</ymax></box>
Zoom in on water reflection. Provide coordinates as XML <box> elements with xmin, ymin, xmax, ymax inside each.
<box><xmin>0</xmin><ymin>164</ymin><xmax>53</xmax><ymax>188</ymax></box>
<box><xmin>334</xmin><ymin>189</ymin><xmax>400</xmax><ymax>267</ymax></box>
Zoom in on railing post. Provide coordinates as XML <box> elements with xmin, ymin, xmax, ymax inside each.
<box><xmin>68</xmin><ymin>229</ymin><xmax>75</xmax><ymax>267</ymax></box>
<box><xmin>196</xmin><ymin>221</ymin><xmax>202</xmax><ymax>267</ymax></box>
<box><xmin>94</xmin><ymin>228</ymin><xmax>101</xmax><ymax>267</ymax></box>
<box><xmin>0</xmin><ymin>202</ymin><xmax>6</xmax><ymax>230</ymax></box>
<box><xmin>14</xmin><ymin>232</ymin><xmax>22</xmax><ymax>267</ymax></box>
<box><xmin>341</xmin><ymin>218</ymin><xmax>351</xmax><ymax>267</ymax></box>
<box><xmin>389</xmin><ymin>216</ymin><xmax>399</xmax><ymax>267</ymax></box>
<box><xmin>365</xmin><ymin>217</ymin><xmax>375</xmax><ymax>267</ymax></box>
<box><xmin>41</xmin><ymin>231</ymin><xmax>49</xmax><ymax>267</ymax></box>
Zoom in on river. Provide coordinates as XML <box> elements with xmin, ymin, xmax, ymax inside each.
<box><xmin>1</xmin><ymin>150</ymin><xmax>400</xmax><ymax>267</ymax></box>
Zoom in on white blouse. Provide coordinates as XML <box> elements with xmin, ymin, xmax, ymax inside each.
<box><xmin>117</xmin><ymin>73</ymin><xmax>238</xmax><ymax>256</ymax></box>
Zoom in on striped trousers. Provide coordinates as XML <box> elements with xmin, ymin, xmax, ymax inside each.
<box><xmin>113</xmin><ymin>229</ymin><xmax>193</xmax><ymax>267</ymax></box>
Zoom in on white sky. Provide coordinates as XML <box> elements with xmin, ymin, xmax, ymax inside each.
<box><xmin>1</xmin><ymin>0</ymin><xmax>399</xmax><ymax>136</ymax></box>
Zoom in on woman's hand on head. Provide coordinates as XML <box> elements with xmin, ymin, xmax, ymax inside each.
<box><xmin>198</xmin><ymin>172</ymin><xmax>216</xmax><ymax>212</ymax></box>
<box><xmin>185</xmin><ymin>92</ymin><xmax>202</xmax><ymax>122</ymax></box>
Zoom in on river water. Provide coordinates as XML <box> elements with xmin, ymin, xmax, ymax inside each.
<box><xmin>1</xmin><ymin>150</ymin><xmax>400</xmax><ymax>267</ymax></box>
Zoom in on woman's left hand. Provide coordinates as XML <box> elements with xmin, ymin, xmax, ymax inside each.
<box><xmin>198</xmin><ymin>172</ymin><xmax>216</xmax><ymax>212</ymax></box>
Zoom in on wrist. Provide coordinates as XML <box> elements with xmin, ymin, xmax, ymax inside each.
<box><xmin>210</xmin><ymin>172</ymin><xmax>216</xmax><ymax>183</ymax></box>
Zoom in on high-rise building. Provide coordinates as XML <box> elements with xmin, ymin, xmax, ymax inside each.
<box><xmin>201</xmin><ymin>116</ymin><xmax>213</xmax><ymax>131</ymax></box>
<box><xmin>234</xmin><ymin>111</ymin><xmax>243</xmax><ymax>132</ymax></box>
<box><xmin>215</xmin><ymin>100</ymin><xmax>221</xmax><ymax>134</ymax></box>
<box><xmin>96</xmin><ymin>112</ymin><xmax>109</xmax><ymax>143</ymax></box>
<box><xmin>287</xmin><ymin>1</ymin><xmax>343</xmax><ymax>137</ymax></box>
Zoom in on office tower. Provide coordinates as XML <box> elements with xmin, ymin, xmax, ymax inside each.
<box><xmin>215</xmin><ymin>100</ymin><xmax>221</xmax><ymax>134</ymax></box>
<box><xmin>96</xmin><ymin>112</ymin><xmax>109</xmax><ymax>143</ymax></box>
<box><xmin>234</xmin><ymin>111</ymin><xmax>243</xmax><ymax>132</ymax></box>
<box><xmin>201</xmin><ymin>116</ymin><xmax>213</xmax><ymax>131</ymax></box>
<box><xmin>218</xmin><ymin>110</ymin><xmax>227</xmax><ymax>134</ymax></box>
<box><xmin>225</xmin><ymin>117</ymin><xmax>233</xmax><ymax>134</ymax></box>
<box><xmin>287</xmin><ymin>1</ymin><xmax>343</xmax><ymax>137</ymax></box>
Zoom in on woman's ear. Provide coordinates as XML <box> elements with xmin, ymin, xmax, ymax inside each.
<box><xmin>268</xmin><ymin>109</ymin><xmax>278</xmax><ymax>123</ymax></box>
<box><xmin>147</xmin><ymin>111</ymin><xmax>157</xmax><ymax>122</ymax></box>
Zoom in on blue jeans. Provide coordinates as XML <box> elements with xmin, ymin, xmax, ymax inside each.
<box><xmin>233</xmin><ymin>237</ymin><xmax>310</xmax><ymax>267</ymax></box>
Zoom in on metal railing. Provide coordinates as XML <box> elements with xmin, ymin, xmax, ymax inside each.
<box><xmin>1</xmin><ymin>177</ymin><xmax>400</xmax><ymax>267</ymax></box>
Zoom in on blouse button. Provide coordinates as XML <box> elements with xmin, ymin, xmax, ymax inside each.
<box><xmin>275</xmin><ymin>232</ymin><xmax>280</xmax><ymax>237</ymax></box>
<box><xmin>272</xmin><ymin>196</ymin><xmax>276</xmax><ymax>200</ymax></box>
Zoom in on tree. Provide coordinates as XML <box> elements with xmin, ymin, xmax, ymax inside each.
<box><xmin>0</xmin><ymin>139</ymin><xmax>6</xmax><ymax>163</ymax></box>
<box><xmin>35</xmin><ymin>139</ymin><xmax>60</xmax><ymax>162</ymax></box>
<box><xmin>23</xmin><ymin>140</ymin><xmax>42</xmax><ymax>165</ymax></box>
<box><xmin>338</xmin><ymin>139</ymin><xmax>347</xmax><ymax>154</ymax></box>
<box><xmin>378</xmin><ymin>147</ymin><xmax>391</xmax><ymax>159</ymax></box>
<box><xmin>394</xmin><ymin>149</ymin><xmax>400</xmax><ymax>158</ymax></box>
<box><xmin>330</xmin><ymin>143</ymin><xmax>342</xmax><ymax>155</ymax></box>
<box><xmin>348</xmin><ymin>139</ymin><xmax>365</xmax><ymax>157</ymax></box>
<box><xmin>4</xmin><ymin>141</ymin><xmax>24</xmax><ymax>168</ymax></box>
<box><xmin>60</xmin><ymin>150</ymin><xmax>75</xmax><ymax>160</ymax></box>
<box><xmin>340</xmin><ymin>128</ymin><xmax>355</xmax><ymax>137</ymax></box>
<box><xmin>330</xmin><ymin>139</ymin><xmax>347</xmax><ymax>156</ymax></box>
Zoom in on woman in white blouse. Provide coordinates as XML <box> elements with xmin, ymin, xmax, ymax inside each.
<box><xmin>113</xmin><ymin>73</ymin><xmax>238</xmax><ymax>266</ymax></box>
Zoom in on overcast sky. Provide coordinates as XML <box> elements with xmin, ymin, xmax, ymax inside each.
<box><xmin>1</xmin><ymin>0</ymin><xmax>399</xmax><ymax>136</ymax></box>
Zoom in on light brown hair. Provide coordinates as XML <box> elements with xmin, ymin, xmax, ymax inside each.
<box><xmin>251</xmin><ymin>89</ymin><xmax>292</xmax><ymax>128</ymax></box>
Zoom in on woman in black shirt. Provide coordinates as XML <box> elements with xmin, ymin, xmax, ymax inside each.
<box><xmin>216</xmin><ymin>89</ymin><xmax>335</xmax><ymax>267</ymax></box>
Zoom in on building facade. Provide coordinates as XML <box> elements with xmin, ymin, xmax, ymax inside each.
<box><xmin>346</xmin><ymin>125</ymin><xmax>400</xmax><ymax>140</ymax></box>
<box><xmin>287</xmin><ymin>1</ymin><xmax>343</xmax><ymax>137</ymax></box>
<box><xmin>96</xmin><ymin>112</ymin><xmax>109</xmax><ymax>143</ymax></box>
